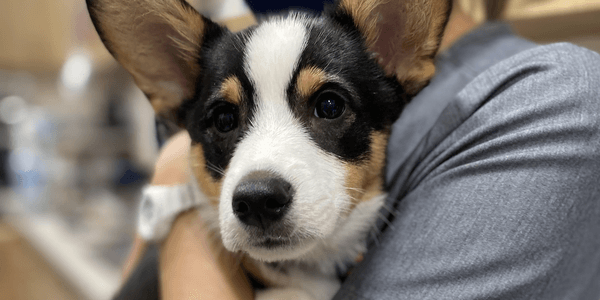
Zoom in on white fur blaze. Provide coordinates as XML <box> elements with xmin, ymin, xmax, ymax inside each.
<box><xmin>245</xmin><ymin>16</ymin><xmax>308</xmax><ymax>103</ymax></box>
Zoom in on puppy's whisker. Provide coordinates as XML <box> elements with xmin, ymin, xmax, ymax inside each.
<box><xmin>381</xmin><ymin>204</ymin><xmax>398</xmax><ymax>218</ymax></box>
<box><xmin>205</xmin><ymin>161</ymin><xmax>226</xmax><ymax>176</ymax></box>
<box><xmin>369</xmin><ymin>226</ymin><xmax>381</xmax><ymax>247</ymax></box>
<box><xmin>346</xmin><ymin>187</ymin><xmax>366</xmax><ymax>193</ymax></box>
<box><xmin>377</xmin><ymin>212</ymin><xmax>395</xmax><ymax>231</ymax></box>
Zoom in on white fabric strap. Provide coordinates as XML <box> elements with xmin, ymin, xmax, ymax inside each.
<box><xmin>191</xmin><ymin>0</ymin><xmax>251</xmax><ymax>21</ymax></box>
<box><xmin>137</xmin><ymin>182</ymin><xmax>203</xmax><ymax>242</ymax></box>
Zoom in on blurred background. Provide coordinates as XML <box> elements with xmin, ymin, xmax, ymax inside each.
<box><xmin>0</xmin><ymin>0</ymin><xmax>598</xmax><ymax>299</ymax></box>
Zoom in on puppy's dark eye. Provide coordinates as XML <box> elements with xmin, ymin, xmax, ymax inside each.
<box><xmin>213</xmin><ymin>104</ymin><xmax>238</xmax><ymax>133</ymax></box>
<box><xmin>314</xmin><ymin>92</ymin><xmax>345</xmax><ymax>119</ymax></box>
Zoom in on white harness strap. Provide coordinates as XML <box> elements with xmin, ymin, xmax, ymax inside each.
<box><xmin>137</xmin><ymin>178</ymin><xmax>206</xmax><ymax>242</ymax></box>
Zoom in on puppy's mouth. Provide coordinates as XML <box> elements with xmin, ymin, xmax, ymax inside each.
<box><xmin>229</xmin><ymin>170</ymin><xmax>305</xmax><ymax>252</ymax></box>
<box><xmin>223</xmin><ymin>171</ymin><xmax>327</xmax><ymax>260</ymax></box>
<box><xmin>245</xmin><ymin>224</ymin><xmax>300</xmax><ymax>249</ymax></box>
<box><xmin>243</xmin><ymin>232</ymin><xmax>319</xmax><ymax>261</ymax></box>
<box><xmin>240</xmin><ymin>225</ymin><xmax>321</xmax><ymax>261</ymax></box>
<box><xmin>252</xmin><ymin>236</ymin><xmax>296</xmax><ymax>249</ymax></box>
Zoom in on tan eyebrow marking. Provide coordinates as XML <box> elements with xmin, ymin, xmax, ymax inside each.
<box><xmin>296</xmin><ymin>66</ymin><xmax>328</xmax><ymax>99</ymax></box>
<box><xmin>220</xmin><ymin>76</ymin><xmax>243</xmax><ymax>105</ymax></box>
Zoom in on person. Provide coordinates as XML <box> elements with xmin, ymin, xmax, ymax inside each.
<box><xmin>245</xmin><ymin>0</ymin><xmax>332</xmax><ymax>14</ymax></box>
<box><xmin>121</xmin><ymin>0</ymin><xmax>600</xmax><ymax>299</ymax></box>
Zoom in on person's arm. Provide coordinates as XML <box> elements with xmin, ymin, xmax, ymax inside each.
<box><xmin>121</xmin><ymin>130</ymin><xmax>192</xmax><ymax>281</ymax></box>
<box><xmin>121</xmin><ymin>234</ymin><xmax>148</xmax><ymax>280</ymax></box>
<box><xmin>334</xmin><ymin>44</ymin><xmax>600</xmax><ymax>300</ymax></box>
<box><xmin>159</xmin><ymin>209</ymin><xmax>253</xmax><ymax>300</ymax></box>
<box><xmin>154</xmin><ymin>132</ymin><xmax>253</xmax><ymax>300</ymax></box>
<box><xmin>120</xmin><ymin>130</ymin><xmax>254</xmax><ymax>299</ymax></box>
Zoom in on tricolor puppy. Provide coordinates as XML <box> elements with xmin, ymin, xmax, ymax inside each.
<box><xmin>87</xmin><ymin>0</ymin><xmax>450</xmax><ymax>299</ymax></box>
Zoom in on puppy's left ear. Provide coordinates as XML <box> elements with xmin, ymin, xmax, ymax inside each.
<box><xmin>332</xmin><ymin>0</ymin><xmax>452</xmax><ymax>96</ymax></box>
<box><xmin>87</xmin><ymin>0</ymin><xmax>223</xmax><ymax>124</ymax></box>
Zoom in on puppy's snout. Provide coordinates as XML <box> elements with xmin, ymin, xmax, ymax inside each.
<box><xmin>232</xmin><ymin>171</ymin><xmax>293</xmax><ymax>229</ymax></box>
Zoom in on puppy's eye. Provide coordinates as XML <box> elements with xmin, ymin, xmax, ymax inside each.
<box><xmin>314</xmin><ymin>92</ymin><xmax>345</xmax><ymax>119</ymax></box>
<box><xmin>213</xmin><ymin>104</ymin><xmax>238</xmax><ymax>133</ymax></box>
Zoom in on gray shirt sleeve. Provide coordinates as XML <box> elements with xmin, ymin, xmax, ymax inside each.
<box><xmin>334</xmin><ymin>43</ymin><xmax>600</xmax><ymax>300</ymax></box>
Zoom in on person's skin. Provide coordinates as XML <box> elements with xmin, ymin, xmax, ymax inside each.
<box><xmin>121</xmin><ymin>1</ymin><xmax>478</xmax><ymax>299</ymax></box>
<box><xmin>160</xmin><ymin>204</ymin><xmax>253</xmax><ymax>300</ymax></box>
<box><xmin>121</xmin><ymin>130</ymin><xmax>193</xmax><ymax>281</ymax></box>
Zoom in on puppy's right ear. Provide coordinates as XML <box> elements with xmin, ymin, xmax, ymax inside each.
<box><xmin>87</xmin><ymin>0</ymin><xmax>223</xmax><ymax>124</ymax></box>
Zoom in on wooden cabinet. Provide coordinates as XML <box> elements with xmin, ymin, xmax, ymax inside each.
<box><xmin>459</xmin><ymin>0</ymin><xmax>600</xmax><ymax>52</ymax></box>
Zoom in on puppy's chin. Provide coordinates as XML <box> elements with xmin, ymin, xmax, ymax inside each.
<box><xmin>220</xmin><ymin>229</ymin><xmax>320</xmax><ymax>262</ymax></box>
<box><xmin>242</xmin><ymin>237</ymin><xmax>319</xmax><ymax>262</ymax></box>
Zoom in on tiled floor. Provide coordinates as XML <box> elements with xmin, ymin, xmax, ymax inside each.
<box><xmin>0</xmin><ymin>221</ymin><xmax>82</xmax><ymax>300</ymax></box>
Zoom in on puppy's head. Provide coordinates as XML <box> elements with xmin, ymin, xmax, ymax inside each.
<box><xmin>87</xmin><ymin>0</ymin><xmax>450</xmax><ymax>262</ymax></box>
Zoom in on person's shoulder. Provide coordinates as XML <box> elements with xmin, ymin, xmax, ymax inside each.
<box><xmin>499</xmin><ymin>42</ymin><xmax>600</xmax><ymax>83</ymax></box>
<box><xmin>515</xmin><ymin>43</ymin><xmax>600</xmax><ymax>100</ymax></box>
<box><xmin>449</xmin><ymin>41</ymin><xmax>600</xmax><ymax>139</ymax></box>
<box><xmin>466</xmin><ymin>42</ymin><xmax>600</xmax><ymax>107</ymax></box>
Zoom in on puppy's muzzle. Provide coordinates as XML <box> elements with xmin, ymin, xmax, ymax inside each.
<box><xmin>232</xmin><ymin>171</ymin><xmax>293</xmax><ymax>230</ymax></box>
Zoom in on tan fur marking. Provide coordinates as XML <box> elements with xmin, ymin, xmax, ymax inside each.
<box><xmin>344</xmin><ymin>131</ymin><xmax>389</xmax><ymax>212</ymax></box>
<box><xmin>296</xmin><ymin>66</ymin><xmax>328</xmax><ymax>99</ymax></box>
<box><xmin>220</xmin><ymin>76</ymin><xmax>244</xmax><ymax>105</ymax></box>
<box><xmin>190</xmin><ymin>144</ymin><xmax>222</xmax><ymax>207</ymax></box>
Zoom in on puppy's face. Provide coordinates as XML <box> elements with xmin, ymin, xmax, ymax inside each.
<box><xmin>87</xmin><ymin>0</ymin><xmax>450</xmax><ymax>261</ymax></box>
<box><xmin>186</xmin><ymin>16</ymin><xmax>403</xmax><ymax>261</ymax></box>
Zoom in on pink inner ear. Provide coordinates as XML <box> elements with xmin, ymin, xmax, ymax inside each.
<box><xmin>370</xmin><ymin>4</ymin><xmax>411</xmax><ymax>77</ymax></box>
<box><xmin>129</xmin><ymin>19</ymin><xmax>200</xmax><ymax>98</ymax></box>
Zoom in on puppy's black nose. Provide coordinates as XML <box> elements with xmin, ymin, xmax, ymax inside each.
<box><xmin>232</xmin><ymin>171</ymin><xmax>293</xmax><ymax>229</ymax></box>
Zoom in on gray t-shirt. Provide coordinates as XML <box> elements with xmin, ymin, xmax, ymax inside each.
<box><xmin>334</xmin><ymin>23</ymin><xmax>600</xmax><ymax>300</ymax></box>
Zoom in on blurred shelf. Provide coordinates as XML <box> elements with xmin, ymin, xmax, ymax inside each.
<box><xmin>506</xmin><ymin>0</ymin><xmax>600</xmax><ymax>20</ymax></box>
<box><xmin>3</xmin><ymin>193</ymin><xmax>122</xmax><ymax>300</ymax></box>
<box><xmin>510</xmin><ymin>7</ymin><xmax>600</xmax><ymax>44</ymax></box>
<box><xmin>56</xmin><ymin>126</ymin><xmax>130</xmax><ymax>157</ymax></box>
<box><xmin>458</xmin><ymin>0</ymin><xmax>600</xmax><ymax>45</ymax></box>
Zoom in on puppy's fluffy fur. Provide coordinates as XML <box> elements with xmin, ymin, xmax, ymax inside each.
<box><xmin>87</xmin><ymin>0</ymin><xmax>451</xmax><ymax>299</ymax></box>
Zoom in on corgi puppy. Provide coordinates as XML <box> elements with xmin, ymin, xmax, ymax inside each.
<box><xmin>87</xmin><ymin>0</ymin><xmax>450</xmax><ymax>299</ymax></box>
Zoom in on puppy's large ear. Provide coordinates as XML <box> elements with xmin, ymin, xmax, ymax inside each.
<box><xmin>87</xmin><ymin>0</ymin><xmax>222</xmax><ymax>123</ymax></box>
<box><xmin>333</xmin><ymin>0</ymin><xmax>451</xmax><ymax>95</ymax></box>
